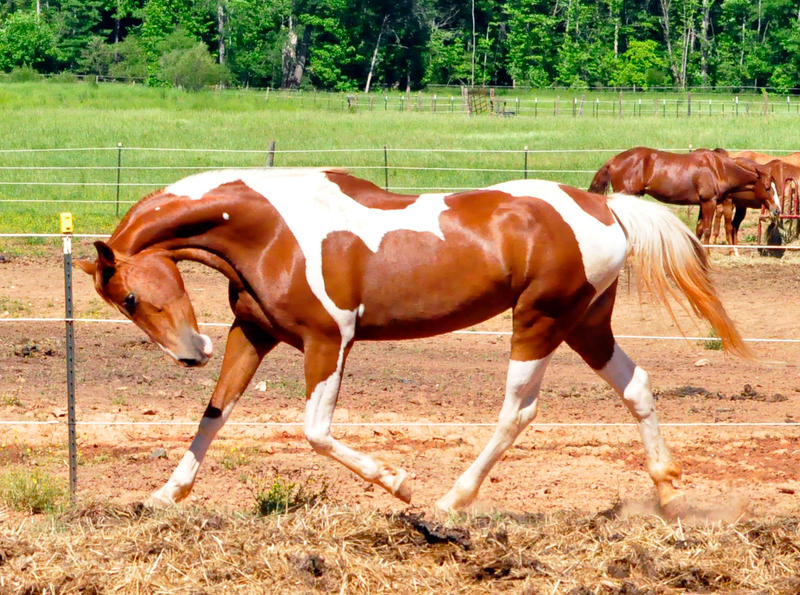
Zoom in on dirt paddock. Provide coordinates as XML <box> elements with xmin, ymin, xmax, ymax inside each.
<box><xmin>0</xmin><ymin>243</ymin><xmax>799</xmax><ymax>518</ymax></box>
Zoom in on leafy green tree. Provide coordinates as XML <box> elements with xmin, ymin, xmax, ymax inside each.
<box><xmin>505</xmin><ymin>0</ymin><xmax>557</xmax><ymax>86</ymax></box>
<box><xmin>225</xmin><ymin>0</ymin><xmax>289</xmax><ymax>87</ymax></box>
<box><xmin>80</xmin><ymin>35</ymin><xmax>114</xmax><ymax>75</ymax></box>
<box><xmin>424</xmin><ymin>26</ymin><xmax>471</xmax><ymax>85</ymax></box>
<box><xmin>108</xmin><ymin>33</ymin><xmax>148</xmax><ymax>79</ymax></box>
<box><xmin>159</xmin><ymin>40</ymin><xmax>228</xmax><ymax>89</ymax></box>
<box><xmin>612</xmin><ymin>39</ymin><xmax>669</xmax><ymax>89</ymax></box>
<box><xmin>51</xmin><ymin>0</ymin><xmax>109</xmax><ymax>71</ymax></box>
<box><xmin>0</xmin><ymin>11</ymin><xmax>58</xmax><ymax>72</ymax></box>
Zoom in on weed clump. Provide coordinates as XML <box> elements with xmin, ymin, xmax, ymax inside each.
<box><xmin>0</xmin><ymin>467</ymin><xmax>67</xmax><ymax>514</ymax></box>
<box><xmin>253</xmin><ymin>475</ymin><xmax>328</xmax><ymax>516</ymax></box>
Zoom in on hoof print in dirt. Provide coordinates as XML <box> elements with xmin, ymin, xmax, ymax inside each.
<box><xmin>398</xmin><ymin>512</ymin><xmax>472</xmax><ymax>549</ymax></box>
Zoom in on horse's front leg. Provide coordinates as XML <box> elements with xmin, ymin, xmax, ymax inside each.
<box><xmin>147</xmin><ymin>321</ymin><xmax>276</xmax><ymax>506</ymax></box>
<box><xmin>710</xmin><ymin>201</ymin><xmax>724</xmax><ymax>244</ymax></box>
<box><xmin>303</xmin><ymin>338</ymin><xmax>411</xmax><ymax>502</ymax></box>
<box><xmin>721</xmin><ymin>199</ymin><xmax>739</xmax><ymax>256</ymax></box>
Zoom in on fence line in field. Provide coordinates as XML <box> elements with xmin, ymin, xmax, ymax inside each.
<box><xmin>0</xmin><ymin>144</ymin><xmax>798</xmax><ymax>207</ymax></box>
<box><xmin>2</xmin><ymin>315</ymin><xmax>800</xmax><ymax>345</ymax></box>
<box><xmin>1</xmin><ymin>420</ymin><xmax>799</xmax><ymax>428</ymax></box>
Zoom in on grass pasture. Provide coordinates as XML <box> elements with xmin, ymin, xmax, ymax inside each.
<box><xmin>2</xmin><ymin>82</ymin><xmax>800</xmax><ymax>235</ymax></box>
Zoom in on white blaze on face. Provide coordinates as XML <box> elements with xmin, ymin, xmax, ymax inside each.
<box><xmin>772</xmin><ymin>182</ymin><xmax>781</xmax><ymax>212</ymax></box>
<box><xmin>165</xmin><ymin>169</ymin><xmax>450</xmax><ymax>351</ymax></box>
<box><xmin>488</xmin><ymin>179</ymin><xmax>628</xmax><ymax>294</ymax></box>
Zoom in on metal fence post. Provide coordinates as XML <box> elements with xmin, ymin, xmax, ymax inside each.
<box><xmin>383</xmin><ymin>145</ymin><xmax>389</xmax><ymax>191</ymax></box>
<box><xmin>523</xmin><ymin>146</ymin><xmax>528</xmax><ymax>179</ymax></box>
<box><xmin>115</xmin><ymin>142</ymin><xmax>123</xmax><ymax>218</ymax></box>
<box><xmin>60</xmin><ymin>212</ymin><xmax>77</xmax><ymax>505</ymax></box>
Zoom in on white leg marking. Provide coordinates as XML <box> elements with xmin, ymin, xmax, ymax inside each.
<box><xmin>147</xmin><ymin>402</ymin><xmax>235</xmax><ymax>506</ymax></box>
<box><xmin>437</xmin><ymin>356</ymin><xmax>552</xmax><ymax>512</ymax></box>
<box><xmin>597</xmin><ymin>344</ymin><xmax>680</xmax><ymax>499</ymax></box>
<box><xmin>304</xmin><ymin>367</ymin><xmax>409</xmax><ymax>500</ymax></box>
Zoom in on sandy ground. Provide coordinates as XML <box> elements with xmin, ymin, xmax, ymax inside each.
<box><xmin>0</xmin><ymin>241</ymin><xmax>798</xmax><ymax>519</ymax></box>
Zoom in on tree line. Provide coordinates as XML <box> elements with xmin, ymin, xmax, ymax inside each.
<box><xmin>1</xmin><ymin>0</ymin><xmax>798</xmax><ymax>92</ymax></box>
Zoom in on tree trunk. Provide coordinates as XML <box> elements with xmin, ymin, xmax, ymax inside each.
<box><xmin>218</xmin><ymin>3</ymin><xmax>226</xmax><ymax>66</ymax></box>
<box><xmin>470</xmin><ymin>0</ymin><xmax>476</xmax><ymax>86</ymax></box>
<box><xmin>282</xmin><ymin>16</ymin><xmax>310</xmax><ymax>89</ymax></box>
<box><xmin>658</xmin><ymin>0</ymin><xmax>682</xmax><ymax>87</ymax></box>
<box><xmin>114</xmin><ymin>0</ymin><xmax>121</xmax><ymax>62</ymax></box>
<box><xmin>364</xmin><ymin>15</ymin><xmax>389</xmax><ymax>93</ymax></box>
<box><xmin>699</xmin><ymin>0</ymin><xmax>713</xmax><ymax>86</ymax></box>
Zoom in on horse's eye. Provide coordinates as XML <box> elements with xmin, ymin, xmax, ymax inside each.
<box><xmin>123</xmin><ymin>292</ymin><xmax>137</xmax><ymax>314</ymax></box>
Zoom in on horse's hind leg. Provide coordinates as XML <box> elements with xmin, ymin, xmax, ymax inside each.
<box><xmin>566</xmin><ymin>285</ymin><xmax>681</xmax><ymax>507</ymax></box>
<box><xmin>147</xmin><ymin>320</ymin><xmax>276</xmax><ymax>506</ymax></box>
<box><xmin>437</xmin><ymin>299</ymin><xmax>571</xmax><ymax>513</ymax></box>
<box><xmin>436</xmin><ymin>353</ymin><xmax>554</xmax><ymax>512</ymax></box>
<box><xmin>303</xmin><ymin>337</ymin><xmax>411</xmax><ymax>502</ymax></box>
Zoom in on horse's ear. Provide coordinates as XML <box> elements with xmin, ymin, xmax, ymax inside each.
<box><xmin>94</xmin><ymin>241</ymin><xmax>116</xmax><ymax>268</ymax></box>
<box><xmin>74</xmin><ymin>259</ymin><xmax>96</xmax><ymax>276</ymax></box>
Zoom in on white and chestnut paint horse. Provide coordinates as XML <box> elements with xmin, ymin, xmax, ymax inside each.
<box><xmin>77</xmin><ymin>168</ymin><xmax>752</xmax><ymax>512</ymax></box>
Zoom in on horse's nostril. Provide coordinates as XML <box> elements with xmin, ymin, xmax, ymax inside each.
<box><xmin>179</xmin><ymin>357</ymin><xmax>203</xmax><ymax>367</ymax></box>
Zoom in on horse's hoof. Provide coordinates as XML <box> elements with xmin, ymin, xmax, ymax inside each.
<box><xmin>393</xmin><ymin>471</ymin><xmax>412</xmax><ymax>503</ymax></box>
<box><xmin>658</xmin><ymin>493</ymin><xmax>692</xmax><ymax>520</ymax></box>
<box><xmin>434</xmin><ymin>491</ymin><xmax>463</xmax><ymax>514</ymax></box>
<box><xmin>145</xmin><ymin>488</ymin><xmax>177</xmax><ymax>509</ymax></box>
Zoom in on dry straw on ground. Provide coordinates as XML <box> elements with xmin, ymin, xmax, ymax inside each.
<box><xmin>1</xmin><ymin>500</ymin><xmax>798</xmax><ymax>594</ymax></box>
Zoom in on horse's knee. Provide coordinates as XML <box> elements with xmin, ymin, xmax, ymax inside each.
<box><xmin>304</xmin><ymin>426</ymin><xmax>334</xmax><ymax>454</ymax></box>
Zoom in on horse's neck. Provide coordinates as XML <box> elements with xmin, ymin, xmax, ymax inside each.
<box><xmin>720</xmin><ymin>162</ymin><xmax>754</xmax><ymax>190</ymax></box>
<box><xmin>112</xmin><ymin>195</ymin><xmax>237</xmax><ymax>256</ymax></box>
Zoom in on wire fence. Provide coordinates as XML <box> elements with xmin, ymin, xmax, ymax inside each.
<box><xmin>2</xmin><ymin>151</ymin><xmax>800</xmax><ymax>437</ymax></box>
<box><xmin>262</xmin><ymin>87</ymin><xmax>800</xmax><ymax>120</ymax></box>
<box><xmin>2</xmin><ymin>144</ymin><xmax>800</xmax><ymax>231</ymax></box>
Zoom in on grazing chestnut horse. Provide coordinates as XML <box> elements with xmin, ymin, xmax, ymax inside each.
<box><xmin>712</xmin><ymin>158</ymin><xmax>800</xmax><ymax>248</ymax></box>
<box><xmin>589</xmin><ymin>147</ymin><xmax>780</xmax><ymax>246</ymax></box>
<box><xmin>76</xmin><ymin>169</ymin><xmax>751</xmax><ymax>512</ymax></box>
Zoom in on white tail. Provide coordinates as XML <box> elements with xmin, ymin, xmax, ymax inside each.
<box><xmin>607</xmin><ymin>193</ymin><xmax>753</xmax><ymax>359</ymax></box>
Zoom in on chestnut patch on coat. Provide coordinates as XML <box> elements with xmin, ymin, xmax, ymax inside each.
<box><xmin>320</xmin><ymin>231</ymin><xmax>370</xmax><ymax>312</ymax></box>
<box><xmin>560</xmin><ymin>185</ymin><xmax>616</xmax><ymax>225</ymax></box>
<box><xmin>326</xmin><ymin>171</ymin><xmax>420</xmax><ymax>210</ymax></box>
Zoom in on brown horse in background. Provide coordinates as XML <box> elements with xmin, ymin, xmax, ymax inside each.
<box><xmin>727</xmin><ymin>150</ymin><xmax>800</xmax><ymax>167</ymax></box>
<box><xmin>589</xmin><ymin>147</ymin><xmax>780</xmax><ymax>246</ymax></box>
<box><xmin>712</xmin><ymin>158</ymin><xmax>800</xmax><ymax>247</ymax></box>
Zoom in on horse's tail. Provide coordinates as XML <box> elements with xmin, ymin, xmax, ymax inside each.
<box><xmin>606</xmin><ymin>193</ymin><xmax>753</xmax><ymax>360</ymax></box>
<box><xmin>588</xmin><ymin>163</ymin><xmax>611</xmax><ymax>194</ymax></box>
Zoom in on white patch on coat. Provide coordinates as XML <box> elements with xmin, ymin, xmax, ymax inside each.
<box><xmin>489</xmin><ymin>179</ymin><xmax>628</xmax><ymax>293</ymax></box>
<box><xmin>165</xmin><ymin>168</ymin><xmax>449</xmax><ymax>351</ymax></box>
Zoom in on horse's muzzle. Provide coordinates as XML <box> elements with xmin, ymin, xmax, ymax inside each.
<box><xmin>176</xmin><ymin>331</ymin><xmax>213</xmax><ymax>367</ymax></box>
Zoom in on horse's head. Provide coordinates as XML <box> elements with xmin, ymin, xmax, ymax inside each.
<box><xmin>76</xmin><ymin>241</ymin><xmax>213</xmax><ymax>367</ymax></box>
<box><xmin>740</xmin><ymin>159</ymin><xmax>781</xmax><ymax>217</ymax></box>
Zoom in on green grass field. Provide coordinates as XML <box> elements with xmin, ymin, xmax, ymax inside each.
<box><xmin>2</xmin><ymin>81</ymin><xmax>800</xmax><ymax>236</ymax></box>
